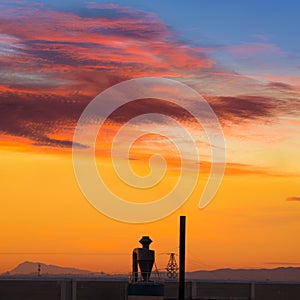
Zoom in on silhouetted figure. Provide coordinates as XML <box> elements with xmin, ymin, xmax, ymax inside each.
<box><xmin>132</xmin><ymin>236</ymin><xmax>154</xmax><ymax>282</ymax></box>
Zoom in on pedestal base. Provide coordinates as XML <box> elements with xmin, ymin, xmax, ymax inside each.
<box><xmin>128</xmin><ymin>283</ymin><xmax>164</xmax><ymax>300</ymax></box>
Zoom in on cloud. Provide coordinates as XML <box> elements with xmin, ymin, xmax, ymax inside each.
<box><xmin>208</xmin><ymin>95</ymin><xmax>278</xmax><ymax>122</ymax></box>
<box><xmin>252</xmin><ymin>34</ymin><xmax>269</xmax><ymax>41</ymax></box>
<box><xmin>1</xmin><ymin>88</ymin><xmax>295</xmax><ymax>152</ymax></box>
<box><xmin>0</xmin><ymin>2</ymin><xmax>214</xmax><ymax>150</ymax></box>
<box><xmin>0</xmin><ymin>91</ymin><xmax>89</xmax><ymax>148</ymax></box>
<box><xmin>266</xmin><ymin>81</ymin><xmax>295</xmax><ymax>91</ymax></box>
<box><xmin>0</xmin><ymin>2</ymin><xmax>299</xmax><ymax>153</ymax></box>
<box><xmin>0</xmin><ymin>4</ymin><xmax>212</xmax><ymax>80</ymax></box>
<box><xmin>225</xmin><ymin>43</ymin><xmax>284</xmax><ymax>57</ymax></box>
<box><xmin>286</xmin><ymin>197</ymin><xmax>300</xmax><ymax>201</ymax></box>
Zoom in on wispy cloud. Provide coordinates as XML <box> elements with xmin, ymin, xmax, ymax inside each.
<box><xmin>252</xmin><ymin>34</ymin><xmax>269</xmax><ymax>41</ymax></box>
<box><xmin>286</xmin><ymin>197</ymin><xmax>300</xmax><ymax>201</ymax></box>
<box><xmin>209</xmin><ymin>95</ymin><xmax>277</xmax><ymax>122</ymax></box>
<box><xmin>0</xmin><ymin>91</ymin><xmax>89</xmax><ymax>148</ymax></box>
<box><xmin>228</xmin><ymin>43</ymin><xmax>284</xmax><ymax>56</ymax></box>
<box><xmin>266</xmin><ymin>81</ymin><xmax>296</xmax><ymax>91</ymax></box>
<box><xmin>0</xmin><ymin>3</ymin><xmax>212</xmax><ymax>80</ymax></box>
<box><xmin>0</xmin><ymin>2</ymin><xmax>299</xmax><ymax>155</ymax></box>
<box><xmin>0</xmin><ymin>3</ymin><xmax>214</xmax><ymax>149</ymax></box>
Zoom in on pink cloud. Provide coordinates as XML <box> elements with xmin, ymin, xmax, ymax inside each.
<box><xmin>0</xmin><ymin>2</ymin><xmax>299</xmax><ymax>153</ymax></box>
<box><xmin>0</xmin><ymin>5</ymin><xmax>212</xmax><ymax>77</ymax></box>
<box><xmin>251</xmin><ymin>34</ymin><xmax>269</xmax><ymax>41</ymax></box>
<box><xmin>226</xmin><ymin>43</ymin><xmax>284</xmax><ymax>57</ymax></box>
<box><xmin>263</xmin><ymin>74</ymin><xmax>300</xmax><ymax>90</ymax></box>
<box><xmin>0</xmin><ymin>3</ymin><xmax>215</xmax><ymax>149</ymax></box>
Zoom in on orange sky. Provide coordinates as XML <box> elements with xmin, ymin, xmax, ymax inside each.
<box><xmin>0</xmin><ymin>149</ymin><xmax>299</xmax><ymax>273</ymax></box>
<box><xmin>0</xmin><ymin>2</ymin><xmax>300</xmax><ymax>274</ymax></box>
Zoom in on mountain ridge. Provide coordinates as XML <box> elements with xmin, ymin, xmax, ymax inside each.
<box><xmin>2</xmin><ymin>261</ymin><xmax>300</xmax><ymax>282</ymax></box>
<box><xmin>187</xmin><ymin>266</ymin><xmax>300</xmax><ymax>282</ymax></box>
<box><xmin>3</xmin><ymin>261</ymin><xmax>95</xmax><ymax>276</ymax></box>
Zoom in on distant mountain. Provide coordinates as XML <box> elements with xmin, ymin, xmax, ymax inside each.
<box><xmin>5</xmin><ymin>261</ymin><xmax>95</xmax><ymax>276</ymax></box>
<box><xmin>186</xmin><ymin>267</ymin><xmax>300</xmax><ymax>282</ymax></box>
<box><xmin>3</xmin><ymin>262</ymin><xmax>300</xmax><ymax>282</ymax></box>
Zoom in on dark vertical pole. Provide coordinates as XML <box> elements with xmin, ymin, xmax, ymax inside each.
<box><xmin>179</xmin><ymin>216</ymin><xmax>186</xmax><ymax>300</ymax></box>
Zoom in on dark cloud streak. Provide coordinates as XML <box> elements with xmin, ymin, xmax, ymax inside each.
<box><xmin>0</xmin><ymin>91</ymin><xmax>89</xmax><ymax>148</ymax></box>
<box><xmin>209</xmin><ymin>95</ymin><xmax>277</xmax><ymax>122</ymax></box>
<box><xmin>286</xmin><ymin>197</ymin><xmax>300</xmax><ymax>201</ymax></box>
<box><xmin>267</xmin><ymin>81</ymin><xmax>295</xmax><ymax>91</ymax></box>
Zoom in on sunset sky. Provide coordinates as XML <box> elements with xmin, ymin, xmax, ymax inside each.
<box><xmin>1</xmin><ymin>0</ymin><xmax>300</xmax><ymax>274</ymax></box>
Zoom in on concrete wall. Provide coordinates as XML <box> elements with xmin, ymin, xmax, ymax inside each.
<box><xmin>0</xmin><ymin>279</ymin><xmax>127</xmax><ymax>300</ymax></box>
<box><xmin>254</xmin><ymin>282</ymin><xmax>300</xmax><ymax>300</ymax></box>
<box><xmin>0</xmin><ymin>279</ymin><xmax>61</xmax><ymax>300</ymax></box>
<box><xmin>163</xmin><ymin>281</ymin><xmax>300</xmax><ymax>300</ymax></box>
<box><xmin>76</xmin><ymin>281</ymin><xmax>127</xmax><ymax>300</ymax></box>
<box><xmin>192</xmin><ymin>281</ymin><xmax>250</xmax><ymax>299</ymax></box>
<box><xmin>163</xmin><ymin>281</ymin><xmax>192</xmax><ymax>299</ymax></box>
<box><xmin>1</xmin><ymin>279</ymin><xmax>300</xmax><ymax>300</ymax></box>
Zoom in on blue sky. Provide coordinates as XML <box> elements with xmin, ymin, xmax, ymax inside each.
<box><xmin>21</xmin><ymin>0</ymin><xmax>300</xmax><ymax>51</ymax></box>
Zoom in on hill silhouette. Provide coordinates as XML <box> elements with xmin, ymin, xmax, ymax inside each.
<box><xmin>2</xmin><ymin>261</ymin><xmax>300</xmax><ymax>282</ymax></box>
<box><xmin>186</xmin><ymin>267</ymin><xmax>300</xmax><ymax>282</ymax></box>
<box><xmin>5</xmin><ymin>261</ymin><xmax>95</xmax><ymax>276</ymax></box>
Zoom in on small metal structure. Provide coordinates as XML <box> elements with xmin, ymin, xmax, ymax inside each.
<box><xmin>37</xmin><ymin>264</ymin><xmax>41</xmax><ymax>277</ymax></box>
<box><xmin>166</xmin><ymin>253</ymin><xmax>178</xmax><ymax>279</ymax></box>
